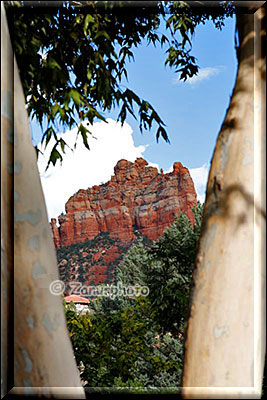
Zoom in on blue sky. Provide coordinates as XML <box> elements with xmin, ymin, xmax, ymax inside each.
<box><xmin>117</xmin><ymin>16</ymin><xmax>237</xmax><ymax>169</ymax></box>
<box><xmin>34</xmin><ymin>14</ymin><xmax>238</xmax><ymax>220</ymax></box>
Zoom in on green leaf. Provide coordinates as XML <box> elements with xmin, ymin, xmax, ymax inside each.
<box><xmin>160</xmin><ymin>34</ymin><xmax>169</xmax><ymax>46</ymax></box>
<box><xmin>41</xmin><ymin>127</ymin><xmax>53</xmax><ymax>147</ymax></box>
<box><xmin>59</xmin><ymin>107</ymin><xmax>65</xmax><ymax>120</ymax></box>
<box><xmin>51</xmin><ymin>103</ymin><xmax>60</xmax><ymax>118</ymax></box>
<box><xmin>69</xmin><ymin>89</ymin><xmax>81</xmax><ymax>106</ymax></box>
<box><xmin>59</xmin><ymin>138</ymin><xmax>66</xmax><ymax>153</ymax></box>
<box><xmin>87</xmin><ymin>14</ymin><xmax>95</xmax><ymax>24</ymax></box>
<box><xmin>94</xmin><ymin>30</ymin><xmax>111</xmax><ymax>41</ymax></box>
<box><xmin>93</xmin><ymin>109</ymin><xmax>107</xmax><ymax>122</ymax></box>
<box><xmin>31</xmin><ymin>37</ymin><xmax>41</xmax><ymax>47</ymax></box>
<box><xmin>47</xmin><ymin>147</ymin><xmax>63</xmax><ymax>170</ymax></box>
<box><xmin>78</xmin><ymin>124</ymin><xmax>91</xmax><ymax>150</ymax></box>
<box><xmin>84</xmin><ymin>14</ymin><xmax>94</xmax><ymax>34</ymax></box>
<box><xmin>15</xmin><ymin>43</ymin><xmax>23</xmax><ymax>54</ymax></box>
<box><xmin>48</xmin><ymin>57</ymin><xmax>61</xmax><ymax>70</ymax></box>
<box><xmin>156</xmin><ymin>126</ymin><xmax>170</xmax><ymax>143</ymax></box>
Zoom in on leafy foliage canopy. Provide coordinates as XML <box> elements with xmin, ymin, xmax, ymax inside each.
<box><xmin>5</xmin><ymin>1</ymin><xmax>234</xmax><ymax>168</ymax></box>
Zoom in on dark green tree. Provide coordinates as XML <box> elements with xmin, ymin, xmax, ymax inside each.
<box><xmin>65</xmin><ymin>205</ymin><xmax>205</xmax><ymax>391</ymax></box>
<box><xmin>64</xmin><ymin>295</ymin><xmax>184</xmax><ymax>392</ymax></box>
<box><xmin>145</xmin><ymin>202</ymin><xmax>203</xmax><ymax>335</ymax></box>
<box><xmin>115</xmin><ymin>235</ymin><xmax>151</xmax><ymax>287</ymax></box>
<box><xmin>116</xmin><ymin>203</ymin><xmax>203</xmax><ymax>336</ymax></box>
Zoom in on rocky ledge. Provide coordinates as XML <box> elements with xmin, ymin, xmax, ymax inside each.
<box><xmin>50</xmin><ymin>157</ymin><xmax>197</xmax><ymax>248</ymax></box>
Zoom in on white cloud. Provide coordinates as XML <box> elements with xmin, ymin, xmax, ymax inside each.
<box><xmin>189</xmin><ymin>163</ymin><xmax>209</xmax><ymax>204</ymax></box>
<box><xmin>37</xmin><ymin>119</ymin><xmax>210</xmax><ymax>220</ymax></box>
<box><xmin>165</xmin><ymin>165</ymin><xmax>173</xmax><ymax>174</ymax></box>
<box><xmin>38</xmin><ymin>118</ymin><xmax>149</xmax><ymax>220</ymax></box>
<box><xmin>173</xmin><ymin>66</ymin><xmax>222</xmax><ymax>86</ymax></box>
<box><xmin>147</xmin><ymin>161</ymin><xmax>160</xmax><ymax>170</ymax></box>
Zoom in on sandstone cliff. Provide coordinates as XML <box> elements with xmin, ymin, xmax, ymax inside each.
<box><xmin>50</xmin><ymin>157</ymin><xmax>197</xmax><ymax>248</ymax></box>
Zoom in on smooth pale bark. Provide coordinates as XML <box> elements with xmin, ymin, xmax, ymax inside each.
<box><xmin>1</xmin><ymin>4</ymin><xmax>85</xmax><ymax>398</ymax></box>
<box><xmin>182</xmin><ymin>5</ymin><xmax>266</xmax><ymax>399</ymax></box>
<box><xmin>1</xmin><ymin>3</ymin><xmax>14</xmax><ymax>397</ymax></box>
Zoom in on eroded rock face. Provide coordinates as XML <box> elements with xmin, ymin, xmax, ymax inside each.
<box><xmin>50</xmin><ymin>218</ymin><xmax>61</xmax><ymax>248</ymax></box>
<box><xmin>51</xmin><ymin>158</ymin><xmax>197</xmax><ymax>248</ymax></box>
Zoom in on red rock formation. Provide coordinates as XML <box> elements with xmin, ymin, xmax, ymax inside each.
<box><xmin>51</xmin><ymin>158</ymin><xmax>197</xmax><ymax>248</ymax></box>
<box><xmin>50</xmin><ymin>218</ymin><xmax>61</xmax><ymax>248</ymax></box>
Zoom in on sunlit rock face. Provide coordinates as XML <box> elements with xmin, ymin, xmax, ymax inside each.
<box><xmin>50</xmin><ymin>157</ymin><xmax>197</xmax><ymax>248</ymax></box>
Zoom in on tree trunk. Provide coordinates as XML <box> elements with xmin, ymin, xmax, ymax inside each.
<box><xmin>1</xmin><ymin>4</ymin><xmax>85</xmax><ymax>398</ymax></box>
<box><xmin>1</xmin><ymin>3</ymin><xmax>14</xmax><ymax>397</ymax></box>
<box><xmin>182</xmin><ymin>4</ymin><xmax>266</xmax><ymax>399</ymax></box>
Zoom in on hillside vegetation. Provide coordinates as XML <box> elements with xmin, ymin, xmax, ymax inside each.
<box><xmin>64</xmin><ymin>203</ymin><xmax>203</xmax><ymax>393</ymax></box>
